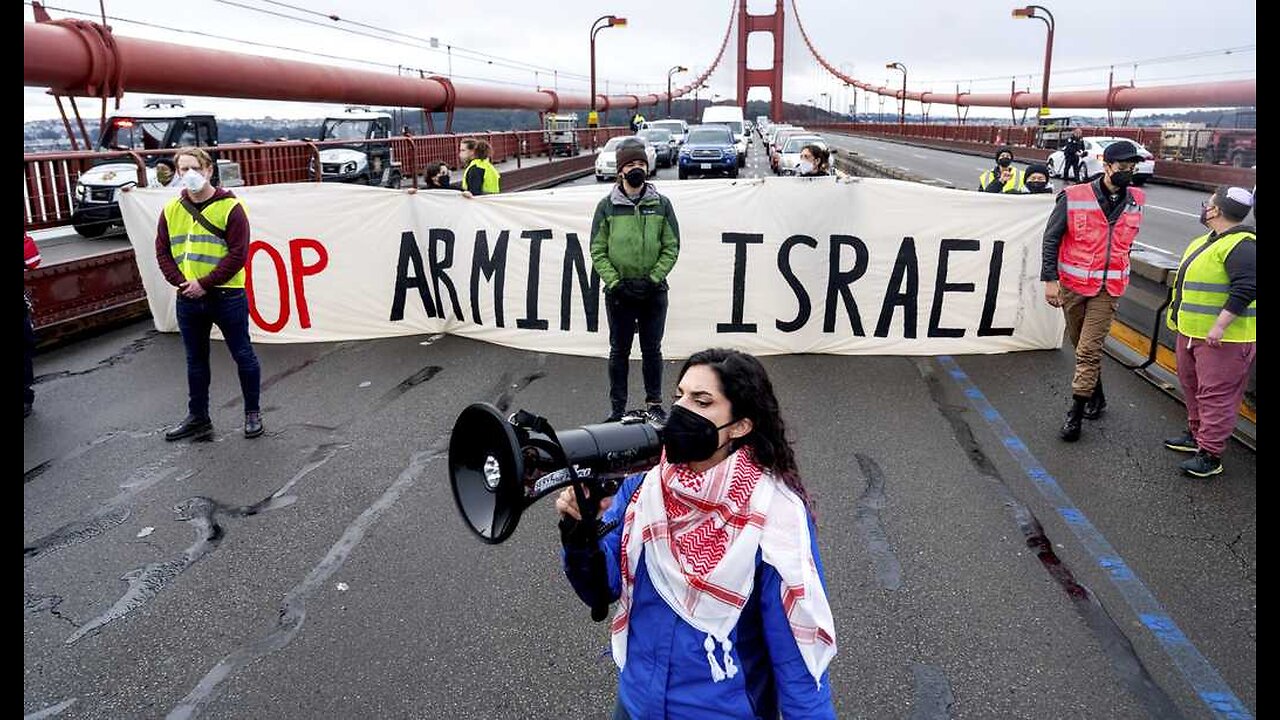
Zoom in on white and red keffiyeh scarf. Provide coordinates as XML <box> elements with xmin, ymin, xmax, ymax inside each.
<box><xmin>611</xmin><ymin>447</ymin><xmax>837</xmax><ymax>686</ymax></box>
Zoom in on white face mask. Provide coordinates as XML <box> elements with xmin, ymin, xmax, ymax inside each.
<box><xmin>796</xmin><ymin>160</ymin><xmax>815</xmax><ymax>175</ymax></box>
<box><xmin>181</xmin><ymin>169</ymin><xmax>208</xmax><ymax>193</ymax></box>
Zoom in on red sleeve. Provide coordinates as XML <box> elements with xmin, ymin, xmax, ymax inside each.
<box><xmin>197</xmin><ymin>203</ymin><xmax>249</xmax><ymax>290</ymax></box>
<box><xmin>155</xmin><ymin>210</ymin><xmax>186</xmax><ymax>287</ymax></box>
<box><xmin>24</xmin><ymin>234</ymin><xmax>42</xmax><ymax>270</ymax></box>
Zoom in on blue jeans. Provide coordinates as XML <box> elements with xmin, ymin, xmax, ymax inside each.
<box><xmin>176</xmin><ymin>287</ymin><xmax>260</xmax><ymax>418</ymax></box>
<box><xmin>605</xmin><ymin>286</ymin><xmax>668</xmax><ymax>416</ymax></box>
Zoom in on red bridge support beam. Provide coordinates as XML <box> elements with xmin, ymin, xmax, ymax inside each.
<box><xmin>736</xmin><ymin>0</ymin><xmax>784</xmax><ymax>122</ymax></box>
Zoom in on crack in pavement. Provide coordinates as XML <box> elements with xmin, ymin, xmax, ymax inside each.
<box><xmin>164</xmin><ymin>358</ymin><xmax>548</xmax><ymax>720</ymax></box>
<box><xmin>33</xmin><ymin>333</ymin><xmax>158</xmax><ymax>385</ymax></box>
<box><xmin>852</xmin><ymin>453</ymin><xmax>904</xmax><ymax>592</ymax></box>
<box><xmin>909</xmin><ymin>662</ymin><xmax>955</xmax><ymax>720</ymax></box>
<box><xmin>220</xmin><ymin>343</ymin><xmax>355</xmax><ymax>410</ymax></box>
<box><xmin>25</xmin><ymin>459</ymin><xmax>195</xmax><ymax>565</ymax></box>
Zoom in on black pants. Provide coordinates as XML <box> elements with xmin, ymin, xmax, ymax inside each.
<box><xmin>176</xmin><ymin>288</ymin><xmax>261</xmax><ymax>418</ymax></box>
<box><xmin>605</xmin><ymin>287</ymin><xmax>668</xmax><ymax>416</ymax></box>
<box><xmin>1065</xmin><ymin>154</ymin><xmax>1082</xmax><ymax>182</ymax></box>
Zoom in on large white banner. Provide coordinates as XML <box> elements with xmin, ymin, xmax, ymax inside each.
<box><xmin>122</xmin><ymin>177</ymin><xmax>1063</xmax><ymax>357</ymax></box>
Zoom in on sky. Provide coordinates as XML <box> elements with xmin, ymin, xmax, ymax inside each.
<box><xmin>23</xmin><ymin>0</ymin><xmax>1257</xmax><ymax>123</ymax></box>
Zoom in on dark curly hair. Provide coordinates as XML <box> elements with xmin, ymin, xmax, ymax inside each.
<box><xmin>678</xmin><ymin>348</ymin><xmax>813</xmax><ymax>515</ymax></box>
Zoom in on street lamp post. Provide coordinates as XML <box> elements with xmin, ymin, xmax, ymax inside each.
<box><xmin>693</xmin><ymin>83</ymin><xmax>704</xmax><ymax>117</ymax></box>
<box><xmin>667</xmin><ymin>65</ymin><xmax>687</xmax><ymax>117</ymax></box>
<box><xmin>1012</xmin><ymin>5</ymin><xmax>1055</xmax><ymax>117</ymax></box>
<box><xmin>820</xmin><ymin>91</ymin><xmax>832</xmax><ymax>119</ymax></box>
<box><xmin>808</xmin><ymin>98</ymin><xmax>815</xmax><ymax>123</ymax></box>
<box><xmin>590</xmin><ymin>15</ymin><xmax>627</xmax><ymax>119</ymax></box>
<box><xmin>886</xmin><ymin>62</ymin><xmax>907</xmax><ymax>127</ymax></box>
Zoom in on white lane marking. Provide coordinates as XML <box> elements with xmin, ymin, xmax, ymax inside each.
<box><xmin>936</xmin><ymin>178</ymin><xmax>951</xmax><ymax>183</ymax></box>
<box><xmin>1145</xmin><ymin>203</ymin><xmax>1198</xmax><ymax>218</ymax></box>
<box><xmin>912</xmin><ymin>153</ymin><xmax>928</xmax><ymax>159</ymax></box>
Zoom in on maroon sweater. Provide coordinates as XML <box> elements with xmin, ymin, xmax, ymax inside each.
<box><xmin>155</xmin><ymin>188</ymin><xmax>250</xmax><ymax>289</ymax></box>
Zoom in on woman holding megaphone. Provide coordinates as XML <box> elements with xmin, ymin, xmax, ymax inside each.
<box><xmin>557</xmin><ymin>348</ymin><xmax>837</xmax><ymax>719</ymax></box>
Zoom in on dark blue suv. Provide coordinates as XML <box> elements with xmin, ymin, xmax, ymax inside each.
<box><xmin>677</xmin><ymin>125</ymin><xmax>739</xmax><ymax>179</ymax></box>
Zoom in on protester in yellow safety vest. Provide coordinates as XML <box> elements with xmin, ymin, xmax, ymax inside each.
<box><xmin>630</xmin><ymin>112</ymin><xmax>646</xmax><ymax>133</ymax></box>
<box><xmin>1039</xmin><ymin>140</ymin><xmax>1146</xmax><ymax>442</ymax></box>
<box><xmin>458</xmin><ymin>138</ymin><xmax>501</xmax><ymax>197</ymax></box>
<box><xmin>1023</xmin><ymin>164</ymin><xmax>1053</xmax><ymax>194</ymax></box>
<box><xmin>588</xmin><ymin>110</ymin><xmax>600</xmax><ymax>128</ymax></box>
<box><xmin>979</xmin><ymin>147</ymin><xmax>1025</xmax><ymax>193</ymax></box>
<box><xmin>153</xmin><ymin>146</ymin><xmax>263</xmax><ymax>441</ymax></box>
<box><xmin>1162</xmin><ymin>186</ymin><xmax>1256</xmax><ymax>477</ymax></box>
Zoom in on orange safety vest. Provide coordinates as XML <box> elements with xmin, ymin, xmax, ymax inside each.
<box><xmin>1057</xmin><ymin>183</ymin><xmax>1145</xmax><ymax>297</ymax></box>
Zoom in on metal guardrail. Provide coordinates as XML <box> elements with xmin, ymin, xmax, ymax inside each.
<box><xmin>25</xmin><ymin>249</ymin><xmax>149</xmax><ymax>347</ymax></box>
<box><xmin>23</xmin><ymin>127</ymin><xmax>633</xmax><ymax>234</ymax></box>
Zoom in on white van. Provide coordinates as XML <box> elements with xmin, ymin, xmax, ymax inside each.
<box><xmin>701</xmin><ymin>105</ymin><xmax>748</xmax><ymax>167</ymax></box>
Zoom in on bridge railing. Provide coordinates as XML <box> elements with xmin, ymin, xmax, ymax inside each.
<box><xmin>23</xmin><ymin>127</ymin><xmax>634</xmax><ymax>233</ymax></box>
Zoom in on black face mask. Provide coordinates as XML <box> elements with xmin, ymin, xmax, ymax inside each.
<box><xmin>1025</xmin><ymin>181</ymin><xmax>1049</xmax><ymax>193</ymax></box>
<box><xmin>997</xmin><ymin>157</ymin><xmax>1013</xmax><ymax>167</ymax></box>
<box><xmin>624</xmin><ymin>168</ymin><xmax>647</xmax><ymax>189</ymax></box>
<box><xmin>438</xmin><ymin>173</ymin><xmax>450</xmax><ymax>186</ymax></box>
<box><xmin>1199</xmin><ymin>206</ymin><xmax>1213</xmax><ymax>226</ymax></box>
<box><xmin>662</xmin><ymin>405</ymin><xmax>737</xmax><ymax>464</ymax></box>
<box><xmin>1110</xmin><ymin>170</ymin><xmax>1133</xmax><ymax>188</ymax></box>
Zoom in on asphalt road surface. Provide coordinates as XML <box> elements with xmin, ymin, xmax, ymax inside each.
<box><xmin>25</xmin><ymin>138</ymin><xmax>1253</xmax><ymax>720</ymax></box>
<box><xmin>25</xmin><ymin>315</ymin><xmax>1253</xmax><ymax>719</ymax></box>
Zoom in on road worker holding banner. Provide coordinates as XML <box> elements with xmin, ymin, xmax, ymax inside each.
<box><xmin>979</xmin><ymin>146</ymin><xmax>1025</xmax><ymax>193</ymax></box>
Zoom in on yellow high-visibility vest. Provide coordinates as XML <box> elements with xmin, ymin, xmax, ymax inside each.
<box><xmin>1167</xmin><ymin>228</ymin><xmax>1256</xmax><ymax>341</ymax></box>
<box><xmin>464</xmin><ymin>158</ymin><xmax>502</xmax><ymax>194</ymax></box>
<box><xmin>163</xmin><ymin>195</ymin><xmax>246</xmax><ymax>287</ymax></box>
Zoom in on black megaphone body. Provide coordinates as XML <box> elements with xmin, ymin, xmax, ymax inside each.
<box><xmin>448</xmin><ymin>403</ymin><xmax>662</xmax><ymax>544</ymax></box>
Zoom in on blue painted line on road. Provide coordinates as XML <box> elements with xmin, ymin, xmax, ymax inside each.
<box><xmin>936</xmin><ymin>355</ymin><xmax>1252</xmax><ymax>720</ymax></box>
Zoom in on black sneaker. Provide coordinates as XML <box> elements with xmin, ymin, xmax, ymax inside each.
<box><xmin>644</xmin><ymin>404</ymin><xmax>668</xmax><ymax>426</ymax></box>
<box><xmin>602</xmin><ymin>412</ymin><xmax>624</xmax><ymax>423</ymax></box>
<box><xmin>1162</xmin><ymin>430</ymin><xmax>1197</xmax><ymax>453</ymax></box>
<box><xmin>1180</xmin><ymin>450</ymin><xmax>1223</xmax><ymax>478</ymax></box>
<box><xmin>244</xmin><ymin>411</ymin><xmax>264</xmax><ymax>439</ymax></box>
<box><xmin>165</xmin><ymin>415</ymin><xmax>213</xmax><ymax>441</ymax></box>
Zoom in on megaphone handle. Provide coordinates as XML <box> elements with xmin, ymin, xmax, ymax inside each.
<box><xmin>572</xmin><ymin>481</ymin><xmax>600</xmax><ymax>525</ymax></box>
<box><xmin>570</xmin><ymin>481</ymin><xmax>613</xmax><ymax>623</ymax></box>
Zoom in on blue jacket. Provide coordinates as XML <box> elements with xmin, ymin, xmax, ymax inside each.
<box><xmin>563</xmin><ymin>472</ymin><xmax>836</xmax><ymax>719</ymax></box>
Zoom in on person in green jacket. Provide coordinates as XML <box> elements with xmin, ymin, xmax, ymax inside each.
<box><xmin>590</xmin><ymin>139</ymin><xmax>680</xmax><ymax>424</ymax></box>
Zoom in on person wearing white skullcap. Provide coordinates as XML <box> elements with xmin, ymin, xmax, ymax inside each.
<box><xmin>1162</xmin><ymin>186</ymin><xmax>1256</xmax><ymax>477</ymax></box>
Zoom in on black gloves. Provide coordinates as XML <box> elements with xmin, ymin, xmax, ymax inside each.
<box><xmin>610</xmin><ymin>278</ymin><xmax>659</xmax><ymax>302</ymax></box>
